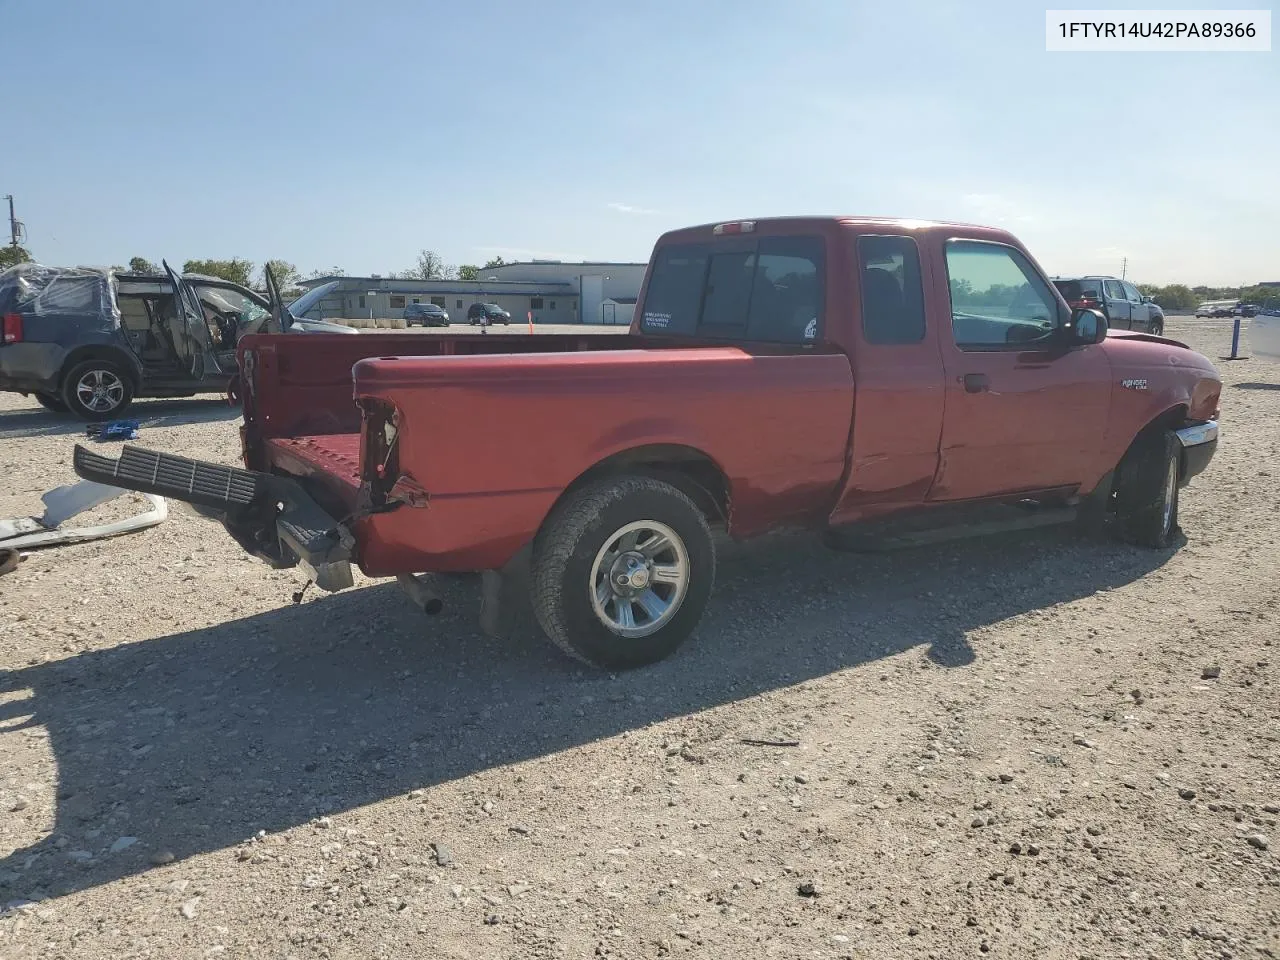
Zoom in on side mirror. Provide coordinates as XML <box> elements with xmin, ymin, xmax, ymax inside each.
<box><xmin>1141</xmin><ymin>295</ymin><xmax>1153</xmax><ymax>303</ymax></box>
<box><xmin>1071</xmin><ymin>307</ymin><xmax>1108</xmax><ymax>344</ymax></box>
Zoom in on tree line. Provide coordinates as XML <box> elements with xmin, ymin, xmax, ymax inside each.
<box><xmin>1136</xmin><ymin>282</ymin><xmax>1280</xmax><ymax>312</ymax></box>
<box><xmin>0</xmin><ymin>246</ymin><xmax>508</xmax><ymax>294</ymax></box>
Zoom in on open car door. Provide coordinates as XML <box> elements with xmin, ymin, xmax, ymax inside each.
<box><xmin>161</xmin><ymin>260</ymin><xmax>222</xmax><ymax>378</ymax></box>
<box><xmin>262</xmin><ymin>264</ymin><xmax>291</xmax><ymax>334</ymax></box>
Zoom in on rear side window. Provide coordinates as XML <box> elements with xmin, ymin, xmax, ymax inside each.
<box><xmin>640</xmin><ymin>236</ymin><xmax>824</xmax><ymax>343</ymax></box>
<box><xmin>857</xmin><ymin>235</ymin><xmax>926</xmax><ymax>344</ymax></box>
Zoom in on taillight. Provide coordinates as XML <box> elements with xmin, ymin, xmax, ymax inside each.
<box><xmin>712</xmin><ymin>221</ymin><xmax>756</xmax><ymax>235</ymax></box>
<box><xmin>2</xmin><ymin>313</ymin><xmax>21</xmax><ymax>344</ymax></box>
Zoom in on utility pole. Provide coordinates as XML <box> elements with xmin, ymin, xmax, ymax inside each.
<box><xmin>1121</xmin><ymin>256</ymin><xmax>1127</xmax><ymax>280</ymax></box>
<box><xmin>3</xmin><ymin>195</ymin><xmax>26</xmax><ymax>248</ymax></box>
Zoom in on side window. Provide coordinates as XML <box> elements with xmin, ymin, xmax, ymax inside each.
<box><xmin>857</xmin><ymin>235</ymin><xmax>925</xmax><ymax>345</ymax></box>
<box><xmin>389</xmin><ymin>295</ymin><xmax>406</xmax><ymax>309</ymax></box>
<box><xmin>1123</xmin><ymin>282</ymin><xmax>1142</xmax><ymax>302</ymax></box>
<box><xmin>1103</xmin><ymin>279</ymin><xmax>1124</xmax><ymax>300</ymax></box>
<box><xmin>945</xmin><ymin>241</ymin><xmax>1059</xmax><ymax>350</ymax></box>
<box><xmin>430</xmin><ymin>296</ymin><xmax>446</xmax><ymax>307</ymax></box>
<box><xmin>530</xmin><ymin>297</ymin><xmax>545</xmax><ymax>310</ymax></box>
<box><xmin>747</xmin><ymin>236</ymin><xmax>824</xmax><ymax>343</ymax></box>
<box><xmin>456</xmin><ymin>299</ymin><xmax>463</xmax><ymax>309</ymax></box>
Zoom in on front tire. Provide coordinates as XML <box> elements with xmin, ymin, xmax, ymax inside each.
<box><xmin>1114</xmin><ymin>430</ymin><xmax>1180</xmax><ymax>548</ymax></box>
<box><xmin>531</xmin><ymin>475</ymin><xmax>715</xmax><ymax>669</ymax></box>
<box><xmin>61</xmin><ymin>360</ymin><xmax>134</xmax><ymax>421</ymax></box>
<box><xmin>1150</xmin><ymin>319</ymin><xmax>1164</xmax><ymax>336</ymax></box>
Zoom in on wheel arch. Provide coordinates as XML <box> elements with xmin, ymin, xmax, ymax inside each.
<box><xmin>553</xmin><ymin>444</ymin><xmax>731</xmax><ymax>530</ymax></box>
<box><xmin>59</xmin><ymin>345</ymin><xmax>143</xmax><ymax>389</ymax></box>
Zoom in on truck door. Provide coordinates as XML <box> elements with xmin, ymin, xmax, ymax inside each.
<box><xmin>1102</xmin><ymin>278</ymin><xmax>1132</xmax><ymax>329</ymax></box>
<box><xmin>931</xmin><ymin>240</ymin><xmax>1111</xmax><ymax>501</ymax></box>
<box><xmin>830</xmin><ymin>234</ymin><xmax>945</xmax><ymax>523</ymax></box>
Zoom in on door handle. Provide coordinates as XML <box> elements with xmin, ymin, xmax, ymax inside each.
<box><xmin>960</xmin><ymin>373</ymin><xmax>989</xmax><ymax>393</ymax></box>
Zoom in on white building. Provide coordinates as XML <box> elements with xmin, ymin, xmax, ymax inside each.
<box><xmin>294</xmin><ymin>260</ymin><xmax>647</xmax><ymax>326</ymax></box>
<box><xmin>480</xmin><ymin>261</ymin><xmax>647</xmax><ymax>325</ymax></box>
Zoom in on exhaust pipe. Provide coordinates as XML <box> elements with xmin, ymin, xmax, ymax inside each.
<box><xmin>396</xmin><ymin>573</ymin><xmax>443</xmax><ymax>615</ymax></box>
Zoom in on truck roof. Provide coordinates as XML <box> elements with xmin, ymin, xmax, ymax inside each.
<box><xmin>656</xmin><ymin>216</ymin><xmax>1021</xmax><ymax>244</ymax></box>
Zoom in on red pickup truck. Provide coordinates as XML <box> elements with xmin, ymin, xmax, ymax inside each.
<box><xmin>74</xmin><ymin>217</ymin><xmax>1221</xmax><ymax>669</ymax></box>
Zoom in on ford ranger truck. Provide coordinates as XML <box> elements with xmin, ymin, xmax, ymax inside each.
<box><xmin>73</xmin><ymin>217</ymin><xmax>1222</xmax><ymax>670</ymax></box>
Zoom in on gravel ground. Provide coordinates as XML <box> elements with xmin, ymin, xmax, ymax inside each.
<box><xmin>1</xmin><ymin>318</ymin><xmax>1277</xmax><ymax>960</ymax></box>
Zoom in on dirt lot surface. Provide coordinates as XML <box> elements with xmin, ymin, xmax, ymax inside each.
<box><xmin>1</xmin><ymin>319</ymin><xmax>1277</xmax><ymax>959</ymax></box>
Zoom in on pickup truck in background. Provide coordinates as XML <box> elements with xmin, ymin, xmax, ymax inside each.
<box><xmin>75</xmin><ymin>217</ymin><xmax>1222</xmax><ymax>669</ymax></box>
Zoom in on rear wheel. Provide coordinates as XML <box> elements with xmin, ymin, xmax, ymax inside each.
<box><xmin>34</xmin><ymin>391</ymin><xmax>68</xmax><ymax>413</ymax></box>
<box><xmin>62</xmin><ymin>359</ymin><xmax>134</xmax><ymax>420</ymax></box>
<box><xmin>1114</xmin><ymin>430</ymin><xmax>1180</xmax><ymax>548</ymax></box>
<box><xmin>531</xmin><ymin>475</ymin><xmax>715</xmax><ymax>669</ymax></box>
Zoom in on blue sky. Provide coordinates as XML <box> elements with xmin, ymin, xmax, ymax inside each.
<box><xmin>5</xmin><ymin>0</ymin><xmax>1276</xmax><ymax>284</ymax></box>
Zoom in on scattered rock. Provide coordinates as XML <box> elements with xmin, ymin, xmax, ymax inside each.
<box><xmin>109</xmin><ymin>837</ymin><xmax>138</xmax><ymax>854</ymax></box>
<box><xmin>1008</xmin><ymin>842</ymin><xmax>1023</xmax><ymax>855</ymax></box>
<box><xmin>432</xmin><ymin>843</ymin><xmax>453</xmax><ymax>867</ymax></box>
<box><xmin>9</xmin><ymin>797</ymin><xmax>29</xmax><ymax>813</ymax></box>
<box><xmin>1026</xmin><ymin>843</ymin><xmax>1041</xmax><ymax>856</ymax></box>
<box><xmin>507</xmin><ymin>884</ymin><xmax>531</xmax><ymax>898</ymax></box>
<box><xmin>180</xmin><ymin>897</ymin><xmax>201</xmax><ymax>919</ymax></box>
<box><xmin>150</xmin><ymin>850</ymin><xmax>175</xmax><ymax>866</ymax></box>
<box><xmin>971</xmin><ymin>818</ymin><xmax>986</xmax><ymax>829</ymax></box>
<box><xmin>797</xmin><ymin>881</ymin><xmax>821</xmax><ymax>898</ymax></box>
<box><xmin>1179</xmin><ymin>789</ymin><xmax>1197</xmax><ymax>801</ymax></box>
<box><xmin>998</xmin><ymin>773</ymin><xmax>1014</xmax><ymax>784</ymax></box>
<box><xmin>508</xmin><ymin>825</ymin><xmax>531</xmax><ymax>836</ymax></box>
<box><xmin>1201</xmin><ymin>665</ymin><xmax>1221</xmax><ymax>679</ymax></box>
<box><xmin>1245</xmin><ymin>833</ymin><xmax>1268</xmax><ymax>851</ymax></box>
<box><xmin>908</xmin><ymin>926</ymin><xmax>920</xmax><ymax>936</ymax></box>
<box><xmin>1086</xmin><ymin>825</ymin><xmax>1103</xmax><ymax>837</ymax></box>
<box><xmin>481</xmin><ymin>801</ymin><xmax>494</xmax><ymax>815</ymax></box>
<box><xmin>794</xmin><ymin>774</ymin><xmax>809</xmax><ymax>785</ymax></box>
<box><xmin>1263</xmin><ymin>804</ymin><xmax>1279</xmax><ymax>815</ymax></box>
<box><xmin>67</xmin><ymin>850</ymin><xmax>93</xmax><ymax>863</ymax></box>
<box><xmin>484</xmin><ymin>914</ymin><xmax>500</xmax><ymax>925</ymax></box>
<box><xmin>1073</xmin><ymin>736</ymin><xmax>1097</xmax><ymax>749</ymax></box>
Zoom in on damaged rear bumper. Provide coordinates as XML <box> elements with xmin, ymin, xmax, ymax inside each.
<box><xmin>72</xmin><ymin>444</ymin><xmax>355</xmax><ymax>592</ymax></box>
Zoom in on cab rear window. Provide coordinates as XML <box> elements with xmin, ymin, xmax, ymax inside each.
<box><xmin>640</xmin><ymin>236</ymin><xmax>824</xmax><ymax>344</ymax></box>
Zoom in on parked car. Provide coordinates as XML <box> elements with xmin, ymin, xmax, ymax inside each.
<box><xmin>403</xmin><ymin>303</ymin><xmax>449</xmax><ymax>327</ymax></box>
<box><xmin>1195</xmin><ymin>301</ymin><xmax>1236</xmax><ymax>318</ymax></box>
<box><xmin>1051</xmin><ymin>275</ymin><xmax>1164</xmax><ymax>335</ymax></box>
<box><xmin>0</xmin><ymin>262</ymin><xmax>354</xmax><ymax>419</ymax></box>
<box><xmin>76</xmin><ymin>217</ymin><xmax>1221</xmax><ymax>670</ymax></box>
<box><xmin>467</xmin><ymin>302</ymin><xmax>510</xmax><ymax>325</ymax></box>
<box><xmin>1233</xmin><ymin>302</ymin><xmax>1258</xmax><ymax>318</ymax></box>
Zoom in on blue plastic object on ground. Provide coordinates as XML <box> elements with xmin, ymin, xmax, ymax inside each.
<box><xmin>86</xmin><ymin>419</ymin><xmax>140</xmax><ymax>441</ymax></box>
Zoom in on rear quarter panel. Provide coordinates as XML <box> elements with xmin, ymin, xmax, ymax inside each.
<box><xmin>351</xmin><ymin>348</ymin><xmax>854</xmax><ymax>574</ymax></box>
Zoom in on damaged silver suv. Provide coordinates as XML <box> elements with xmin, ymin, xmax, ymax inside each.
<box><xmin>0</xmin><ymin>262</ymin><xmax>353</xmax><ymax>419</ymax></box>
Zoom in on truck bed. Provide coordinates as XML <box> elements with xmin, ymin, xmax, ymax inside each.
<box><xmin>265</xmin><ymin>434</ymin><xmax>363</xmax><ymax>510</ymax></box>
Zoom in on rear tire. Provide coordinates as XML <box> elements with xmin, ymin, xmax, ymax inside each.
<box><xmin>1114</xmin><ymin>430</ymin><xmax>1180</xmax><ymax>548</ymax></box>
<box><xmin>61</xmin><ymin>359</ymin><xmax>134</xmax><ymax>421</ymax></box>
<box><xmin>34</xmin><ymin>392</ymin><xmax>68</xmax><ymax>413</ymax></box>
<box><xmin>531</xmin><ymin>475</ymin><xmax>715</xmax><ymax>669</ymax></box>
